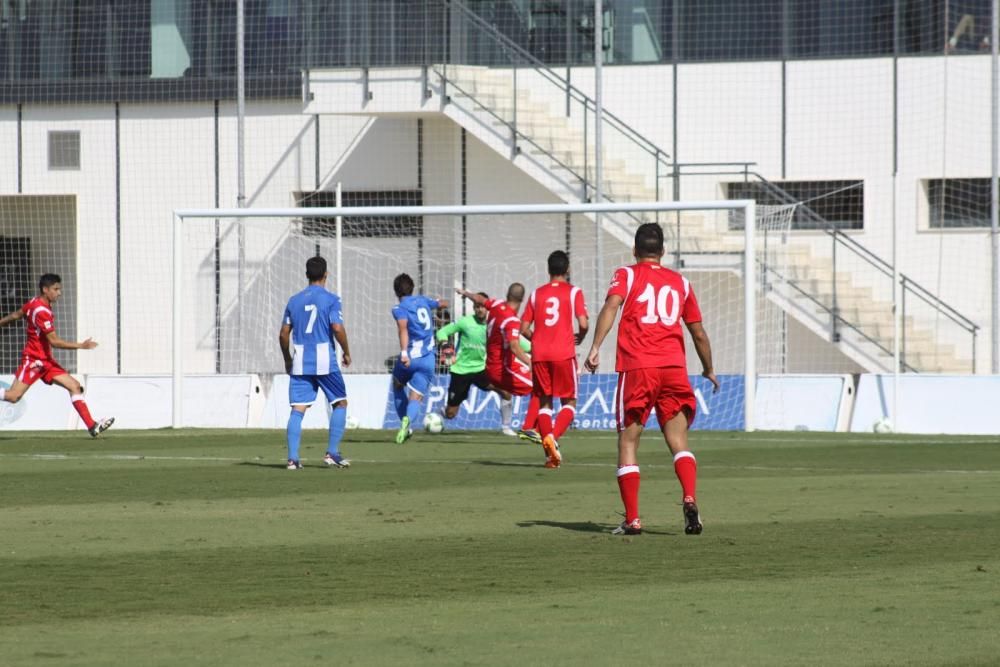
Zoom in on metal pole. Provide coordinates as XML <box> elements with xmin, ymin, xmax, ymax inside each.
<box><xmin>336</xmin><ymin>182</ymin><xmax>343</xmax><ymax>296</ymax></box>
<box><xmin>236</xmin><ymin>0</ymin><xmax>247</xmax><ymax>371</ymax></box>
<box><xmin>744</xmin><ymin>201</ymin><xmax>756</xmax><ymax>432</ymax></box>
<box><xmin>992</xmin><ymin>0</ymin><xmax>999</xmax><ymax>373</ymax></box>
<box><xmin>172</xmin><ymin>214</ymin><xmax>184</xmax><ymax>428</ymax></box>
<box><xmin>594</xmin><ymin>0</ymin><xmax>604</xmax><ymax>298</ymax></box>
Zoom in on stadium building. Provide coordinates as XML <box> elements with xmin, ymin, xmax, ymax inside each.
<box><xmin>0</xmin><ymin>1</ymin><xmax>997</xmax><ymax>431</ymax></box>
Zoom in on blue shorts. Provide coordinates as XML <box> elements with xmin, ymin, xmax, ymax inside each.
<box><xmin>289</xmin><ymin>372</ymin><xmax>347</xmax><ymax>406</ymax></box>
<box><xmin>392</xmin><ymin>354</ymin><xmax>435</xmax><ymax>397</ymax></box>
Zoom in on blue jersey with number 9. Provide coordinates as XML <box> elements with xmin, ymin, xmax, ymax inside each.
<box><xmin>283</xmin><ymin>285</ymin><xmax>343</xmax><ymax>376</ymax></box>
<box><xmin>392</xmin><ymin>295</ymin><xmax>439</xmax><ymax>359</ymax></box>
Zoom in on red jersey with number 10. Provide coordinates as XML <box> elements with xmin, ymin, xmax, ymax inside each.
<box><xmin>21</xmin><ymin>296</ymin><xmax>56</xmax><ymax>360</ymax></box>
<box><xmin>521</xmin><ymin>281</ymin><xmax>586</xmax><ymax>362</ymax></box>
<box><xmin>607</xmin><ymin>262</ymin><xmax>702</xmax><ymax>372</ymax></box>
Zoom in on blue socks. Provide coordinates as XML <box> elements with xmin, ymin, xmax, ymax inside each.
<box><xmin>328</xmin><ymin>406</ymin><xmax>346</xmax><ymax>457</ymax></box>
<box><xmin>405</xmin><ymin>397</ymin><xmax>422</xmax><ymax>427</ymax></box>
<box><xmin>393</xmin><ymin>385</ymin><xmax>408</xmax><ymax>419</ymax></box>
<box><xmin>286</xmin><ymin>409</ymin><xmax>304</xmax><ymax>462</ymax></box>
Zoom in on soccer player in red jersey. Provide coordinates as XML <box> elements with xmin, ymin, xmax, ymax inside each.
<box><xmin>585</xmin><ymin>223</ymin><xmax>718</xmax><ymax>536</ymax></box>
<box><xmin>456</xmin><ymin>283</ymin><xmax>541</xmax><ymax>440</ymax></box>
<box><xmin>0</xmin><ymin>274</ymin><xmax>114</xmax><ymax>436</ymax></box>
<box><xmin>521</xmin><ymin>250</ymin><xmax>589</xmax><ymax>468</ymax></box>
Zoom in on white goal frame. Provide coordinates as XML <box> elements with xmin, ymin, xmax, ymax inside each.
<box><xmin>172</xmin><ymin>200</ymin><xmax>757</xmax><ymax>431</ymax></box>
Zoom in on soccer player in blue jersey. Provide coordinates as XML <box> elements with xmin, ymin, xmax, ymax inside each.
<box><xmin>279</xmin><ymin>256</ymin><xmax>353</xmax><ymax>469</ymax></box>
<box><xmin>391</xmin><ymin>272</ymin><xmax>448</xmax><ymax>444</ymax></box>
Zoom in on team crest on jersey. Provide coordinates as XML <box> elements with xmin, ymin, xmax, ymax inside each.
<box><xmin>43</xmin><ymin>321</ymin><xmax>52</xmax><ymax>330</ymax></box>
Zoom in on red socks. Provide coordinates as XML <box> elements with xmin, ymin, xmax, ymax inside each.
<box><xmin>616</xmin><ymin>465</ymin><xmax>641</xmax><ymax>523</ymax></box>
<box><xmin>537</xmin><ymin>408</ymin><xmax>553</xmax><ymax>438</ymax></box>
<box><xmin>673</xmin><ymin>451</ymin><xmax>697</xmax><ymax>501</ymax></box>
<box><xmin>71</xmin><ymin>394</ymin><xmax>96</xmax><ymax>430</ymax></box>
<box><xmin>522</xmin><ymin>395</ymin><xmax>540</xmax><ymax>431</ymax></box>
<box><xmin>553</xmin><ymin>406</ymin><xmax>576</xmax><ymax>439</ymax></box>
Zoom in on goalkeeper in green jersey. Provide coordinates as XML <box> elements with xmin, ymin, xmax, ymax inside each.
<box><xmin>436</xmin><ymin>293</ymin><xmax>529</xmax><ymax>435</ymax></box>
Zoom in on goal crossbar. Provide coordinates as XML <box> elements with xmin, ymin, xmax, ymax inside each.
<box><xmin>172</xmin><ymin>200</ymin><xmax>757</xmax><ymax>430</ymax></box>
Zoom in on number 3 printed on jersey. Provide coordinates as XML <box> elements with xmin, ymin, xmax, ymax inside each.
<box><xmin>544</xmin><ymin>296</ymin><xmax>560</xmax><ymax>326</ymax></box>
<box><xmin>636</xmin><ymin>284</ymin><xmax>680</xmax><ymax>326</ymax></box>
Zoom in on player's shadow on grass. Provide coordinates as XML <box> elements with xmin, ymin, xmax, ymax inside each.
<box><xmin>473</xmin><ymin>460</ymin><xmax>539</xmax><ymax>468</ymax></box>
<box><xmin>517</xmin><ymin>519</ymin><xmax>675</xmax><ymax>535</ymax></box>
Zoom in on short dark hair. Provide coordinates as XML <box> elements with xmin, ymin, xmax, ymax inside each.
<box><xmin>547</xmin><ymin>250</ymin><xmax>570</xmax><ymax>276</ymax></box>
<box><xmin>306</xmin><ymin>256</ymin><xmax>327</xmax><ymax>282</ymax></box>
<box><xmin>393</xmin><ymin>273</ymin><xmax>415</xmax><ymax>297</ymax></box>
<box><xmin>634</xmin><ymin>223</ymin><xmax>664</xmax><ymax>258</ymax></box>
<box><xmin>39</xmin><ymin>274</ymin><xmax>61</xmax><ymax>291</ymax></box>
<box><xmin>476</xmin><ymin>292</ymin><xmax>489</xmax><ymax>300</ymax></box>
<box><xmin>506</xmin><ymin>282</ymin><xmax>525</xmax><ymax>303</ymax></box>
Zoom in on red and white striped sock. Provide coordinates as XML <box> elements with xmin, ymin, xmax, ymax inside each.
<box><xmin>673</xmin><ymin>451</ymin><xmax>697</xmax><ymax>502</ymax></box>
<box><xmin>553</xmin><ymin>405</ymin><xmax>576</xmax><ymax>440</ymax></box>
<box><xmin>71</xmin><ymin>394</ymin><xmax>96</xmax><ymax>430</ymax></box>
<box><xmin>616</xmin><ymin>465</ymin><xmax>641</xmax><ymax>523</ymax></box>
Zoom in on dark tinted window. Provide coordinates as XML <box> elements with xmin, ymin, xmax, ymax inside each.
<box><xmin>928</xmin><ymin>178</ymin><xmax>991</xmax><ymax>228</ymax></box>
<box><xmin>726</xmin><ymin>180</ymin><xmax>865</xmax><ymax>230</ymax></box>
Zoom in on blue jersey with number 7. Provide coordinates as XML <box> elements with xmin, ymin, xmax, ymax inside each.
<box><xmin>392</xmin><ymin>295</ymin><xmax>439</xmax><ymax>360</ymax></box>
<box><xmin>283</xmin><ymin>285</ymin><xmax>343</xmax><ymax>376</ymax></box>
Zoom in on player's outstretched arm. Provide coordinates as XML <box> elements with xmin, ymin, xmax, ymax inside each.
<box><xmin>584</xmin><ymin>295</ymin><xmax>622</xmax><ymax>372</ymax></box>
<box><xmin>436</xmin><ymin>319</ymin><xmax>461</xmax><ymax>341</ymax></box>
<box><xmin>455</xmin><ymin>288</ymin><xmax>487</xmax><ymax>306</ymax></box>
<box><xmin>331</xmin><ymin>323</ymin><xmax>352</xmax><ymax>368</ymax></box>
<box><xmin>686</xmin><ymin>321</ymin><xmax>719</xmax><ymax>393</ymax></box>
<box><xmin>278</xmin><ymin>324</ymin><xmax>293</xmax><ymax>373</ymax></box>
<box><xmin>0</xmin><ymin>309</ymin><xmax>24</xmax><ymax>328</ymax></box>
<box><xmin>46</xmin><ymin>332</ymin><xmax>97</xmax><ymax>351</ymax></box>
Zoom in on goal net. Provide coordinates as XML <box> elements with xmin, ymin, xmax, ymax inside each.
<box><xmin>172</xmin><ymin>200</ymin><xmax>801</xmax><ymax>432</ymax></box>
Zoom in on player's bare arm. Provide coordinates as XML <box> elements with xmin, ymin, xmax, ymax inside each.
<box><xmin>46</xmin><ymin>331</ymin><xmax>97</xmax><ymax>350</ymax></box>
<box><xmin>278</xmin><ymin>323</ymin><xmax>293</xmax><ymax>373</ymax></box>
<box><xmin>575</xmin><ymin>314</ymin><xmax>590</xmax><ymax>345</ymax></box>
<box><xmin>0</xmin><ymin>309</ymin><xmax>25</xmax><ymax>328</ymax></box>
<box><xmin>521</xmin><ymin>321</ymin><xmax>534</xmax><ymax>339</ymax></box>
<box><xmin>331</xmin><ymin>322</ymin><xmax>352</xmax><ymax>368</ymax></box>
<box><xmin>686</xmin><ymin>320</ymin><xmax>719</xmax><ymax>393</ymax></box>
<box><xmin>396</xmin><ymin>318</ymin><xmax>411</xmax><ymax>367</ymax></box>
<box><xmin>584</xmin><ymin>295</ymin><xmax>623</xmax><ymax>372</ymax></box>
<box><xmin>455</xmin><ymin>288</ymin><xmax>487</xmax><ymax>306</ymax></box>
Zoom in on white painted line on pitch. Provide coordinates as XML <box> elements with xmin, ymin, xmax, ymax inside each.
<box><xmin>1</xmin><ymin>452</ymin><xmax>998</xmax><ymax>475</ymax></box>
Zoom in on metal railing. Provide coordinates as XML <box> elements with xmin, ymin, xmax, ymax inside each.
<box><xmin>699</xmin><ymin>164</ymin><xmax>979</xmax><ymax>371</ymax></box>
<box><xmin>421</xmin><ymin>0</ymin><xmax>979</xmax><ymax>373</ymax></box>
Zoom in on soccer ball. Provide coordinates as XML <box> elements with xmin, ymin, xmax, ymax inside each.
<box><xmin>872</xmin><ymin>417</ymin><xmax>893</xmax><ymax>434</ymax></box>
<box><xmin>345</xmin><ymin>415</ymin><xmax>361</xmax><ymax>430</ymax></box>
<box><xmin>423</xmin><ymin>412</ymin><xmax>444</xmax><ymax>434</ymax></box>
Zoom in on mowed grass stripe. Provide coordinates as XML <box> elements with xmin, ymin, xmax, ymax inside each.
<box><xmin>2</xmin><ymin>510</ymin><xmax>998</xmax><ymax>626</ymax></box>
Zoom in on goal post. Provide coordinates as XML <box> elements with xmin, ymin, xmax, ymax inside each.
<box><xmin>171</xmin><ymin>200</ymin><xmax>757</xmax><ymax>431</ymax></box>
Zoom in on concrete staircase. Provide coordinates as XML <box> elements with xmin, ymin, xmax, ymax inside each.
<box><xmin>303</xmin><ymin>65</ymin><xmax>975</xmax><ymax>373</ymax></box>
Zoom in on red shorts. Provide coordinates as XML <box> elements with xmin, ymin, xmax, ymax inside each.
<box><xmin>16</xmin><ymin>356</ymin><xmax>67</xmax><ymax>387</ymax></box>
<box><xmin>615</xmin><ymin>366</ymin><xmax>695</xmax><ymax>432</ymax></box>
<box><xmin>487</xmin><ymin>364</ymin><xmax>532</xmax><ymax>397</ymax></box>
<box><xmin>532</xmin><ymin>358</ymin><xmax>578</xmax><ymax>399</ymax></box>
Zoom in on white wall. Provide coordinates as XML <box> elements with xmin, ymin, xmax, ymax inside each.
<box><xmin>1</xmin><ymin>55</ymin><xmax>994</xmax><ymax>375</ymax></box>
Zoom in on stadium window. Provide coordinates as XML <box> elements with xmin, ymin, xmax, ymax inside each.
<box><xmin>47</xmin><ymin>131</ymin><xmax>81</xmax><ymax>170</ymax></box>
<box><xmin>725</xmin><ymin>180</ymin><xmax>864</xmax><ymax>230</ymax></box>
<box><xmin>295</xmin><ymin>190</ymin><xmax>423</xmax><ymax>237</ymax></box>
<box><xmin>927</xmin><ymin>178</ymin><xmax>992</xmax><ymax>228</ymax></box>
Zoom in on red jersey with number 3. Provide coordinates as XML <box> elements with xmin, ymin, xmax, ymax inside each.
<box><xmin>522</xmin><ymin>281</ymin><xmax>586</xmax><ymax>362</ymax></box>
<box><xmin>607</xmin><ymin>262</ymin><xmax>701</xmax><ymax>372</ymax></box>
<box><xmin>21</xmin><ymin>296</ymin><xmax>55</xmax><ymax>360</ymax></box>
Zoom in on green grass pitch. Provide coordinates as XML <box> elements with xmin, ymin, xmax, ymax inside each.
<box><xmin>1</xmin><ymin>427</ymin><xmax>998</xmax><ymax>666</ymax></box>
